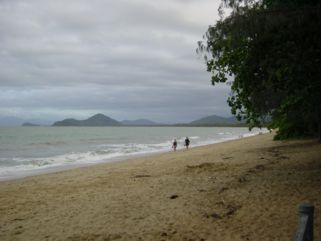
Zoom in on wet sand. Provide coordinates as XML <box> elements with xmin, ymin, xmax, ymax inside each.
<box><xmin>0</xmin><ymin>133</ymin><xmax>320</xmax><ymax>241</ymax></box>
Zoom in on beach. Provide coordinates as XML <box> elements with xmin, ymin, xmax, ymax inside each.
<box><xmin>0</xmin><ymin>132</ymin><xmax>320</xmax><ymax>241</ymax></box>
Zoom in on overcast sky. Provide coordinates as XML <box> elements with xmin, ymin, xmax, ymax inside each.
<box><xmin>0</xmin><ymin>0</ymin><xmax>232</xmax><ymax>124</ymax></box>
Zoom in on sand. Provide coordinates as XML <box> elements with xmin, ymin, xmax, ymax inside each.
<box><xmin>0</xmin><ymin>133</ymin><xmax>320</xmax><ymax>241</ymax></box>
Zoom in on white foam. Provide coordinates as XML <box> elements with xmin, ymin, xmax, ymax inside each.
<box><xmin>0</xmin><ymin>128</ymin><xmax>268</xmax><ymax>180</ymax></box>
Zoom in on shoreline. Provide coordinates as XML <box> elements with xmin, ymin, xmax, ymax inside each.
<box><xmin>0</xmin><ymin>132</ymin><xmax>320</xmax><ymax>240</ymax></box>
<box><xmin>0</xmin><ymin>130</ymin><xmax>266</xmax><ymax>182</ymax></box>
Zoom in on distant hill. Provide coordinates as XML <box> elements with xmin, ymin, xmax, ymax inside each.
<box><xmin>0</xmin><ymin>114</ymin><xmax>248</xmax><ymax>127</ymax></box>
<box><xmin>0</xmin><ymin>116</ymin><xmax>52</xmax><ymax>127</ymax></box>
<box><xmin>53</xmin><ymin>114</ymin><xmax>121</xmax><ymax>126</ymax></box>
<box><xmin>22</xmin><ymin>122</ymin><xmax>41</xmax><ymax>126</ymax></box>
<box><xmin>188</xmin><ymin>115</ymin><xmax>245</xmax><ymax>126</ymax></box>
<box><xmin>121</xmin><ymin>119</ymin><xmax>159</xmax><ymax>126</ymax></box>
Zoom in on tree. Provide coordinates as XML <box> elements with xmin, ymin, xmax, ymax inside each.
<box><xmin>198</xmin><ymin>0</ymin><xmax>321</xmax><ymax>140</ymax></box>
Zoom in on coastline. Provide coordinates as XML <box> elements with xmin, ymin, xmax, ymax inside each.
<box><xmin>0</xmin><ymin>129</ymin><xmax>265</xmax><ymax>182</ymax></box>
<box><xmin>0</xmin><ymin>132</ymin><xmax>320</xmax><ymax>240</ymax></box>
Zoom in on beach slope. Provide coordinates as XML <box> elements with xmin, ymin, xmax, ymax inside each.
<box><xmin>0</xmin><ymin>133</ymin><xmax>320</xmax><ymax>240</ymax></box>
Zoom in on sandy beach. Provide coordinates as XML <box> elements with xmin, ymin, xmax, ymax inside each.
<box><xmin>0</xmin><ymin>132</ymin><xmax>320</xmax><ymax>241</ymax></box>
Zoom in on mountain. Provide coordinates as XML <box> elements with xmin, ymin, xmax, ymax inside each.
<box><xmin>121</xmin><ymin>119</ymin><xmax>159</xmax><ymax>126</ymax></box>
<box><xmin>0</xmin><ymin>116</ymin><xmax>52</xmax><ymax>127</ymax></box>
<box><xmin>22</xmin><ymin>122</ymin><xmax>41</xmax><ymax>126</ymax></box>
<box><xmin>52</xmin><ymin>114</ymin><xmax>121</xmax><ymax>126</ymax></box>
<box><xmin>26</xmin><ymin>119</ymin><xmax>53</xmax><ymax>126</ymax></box>
<box><xmin>188</xmin><ymin>115</ymin><xmax>245</xmax><ymax>126</ymax></box>
<box><xmin>0</xmin><ymin>117</ymin><xmax>51</xmax><ymax>127</ymax></box>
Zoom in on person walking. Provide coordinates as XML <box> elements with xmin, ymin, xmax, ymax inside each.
<box><xmin>184</xmin><ymin>137</ymin><xmax>190</xmax><ymax>150</ymax></box>
<box><xmin>172</xmin><ymin>139</ymin><xmax>177</xmax><ymax>151</ymax></box>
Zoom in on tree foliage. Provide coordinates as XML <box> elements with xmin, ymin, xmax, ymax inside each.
<box><xmin>198</xmin><ymin>0</ymin><xmax>321</xmax><ymax>140</ymax></box>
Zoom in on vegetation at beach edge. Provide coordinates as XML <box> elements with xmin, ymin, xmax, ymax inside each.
<box><xmin>198</xmin><ymin>0</ymin><xmax>321</xmax><ymax>140</ymax></box>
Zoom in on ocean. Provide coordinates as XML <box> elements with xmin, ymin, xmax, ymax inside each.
<box><xmin>0</xmin><ymin>126</ymin><xmax>267</xmax><ymax>180</ymax></box>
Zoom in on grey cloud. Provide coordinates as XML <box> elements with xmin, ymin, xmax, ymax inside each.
<box><xmin>0</xmin><ymin>0</ymin><xmax>229</xmax><ymax>123</ymax></box>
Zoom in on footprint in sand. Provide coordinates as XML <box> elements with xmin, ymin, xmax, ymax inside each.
<box><xmin>132</xmin><ymin>174</ymin><xmax>151</xmax><ymax>178</ymax></box>
<box><xmin>222</xmin><ymin>156</ymin><xmax>233</xmax><ymax>160</ymax></box>
<box><xmin>205</xmin><ymin>204</ymin><xmax>242</xmax><ymax>221</ymax></box>
<box><xmin>218</xmin><ymin>187</ymin><xmax>229</xmax><ymax>194</ymax></box>
<box><xmin>169</xmin><ymin>194</ymin><xmax>179</xmax><ymax>199</ymax></box>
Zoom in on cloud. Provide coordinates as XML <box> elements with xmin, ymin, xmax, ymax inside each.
<box><xmin>0</xmin><ymin>0</ymin><xmax>231</xmax><ymax>122</ymax></box>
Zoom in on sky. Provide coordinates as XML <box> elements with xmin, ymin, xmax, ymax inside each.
<box><xmin>0</xmin><ymin>0</ymin><xmax>232</xmax><ymax>124</ymax></box>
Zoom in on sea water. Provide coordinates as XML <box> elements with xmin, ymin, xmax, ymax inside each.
<box><xmin>0</xmin><ymin>126</ymin><xmax>267</xmax><ymax>180</ymax></box>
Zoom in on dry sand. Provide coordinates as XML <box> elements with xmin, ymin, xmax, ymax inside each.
<box><xmin>0</xmin><ymin>133</ymin><xmax>320</xmax><ymax>241</ymax></box>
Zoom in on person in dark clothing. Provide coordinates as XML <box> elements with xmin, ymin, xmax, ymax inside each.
<box><xmin>184</xmin><ymin>137</ymin><xmax>190</xmax><ymax>150</ymax></box>
<box><xmin>172</xmin><ymin>139</ymin><xmax>177</xmax><ymax>151</ymax></box>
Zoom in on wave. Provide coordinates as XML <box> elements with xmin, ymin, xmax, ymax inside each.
<box><xmin>0</xmin><ymin>129</ymin><xmax>268</xmax><ymax>179</ymax></box>
<box><xmin>0</xmin><ymin>141</ymin><xmax>174</xmax><ymax>178</ymax></box>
